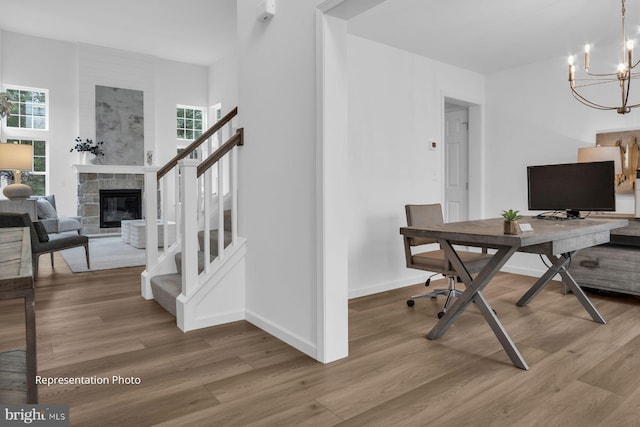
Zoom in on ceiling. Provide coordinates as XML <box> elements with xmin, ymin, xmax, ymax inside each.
<box><xmin>0</xmin><ymin>0</ymin><xmax>632</xmax><ymax>74</ymax></box>
<box><xmin>348</xmin><ymin>0</ymin><xmax>631</xmax><ymax>74</ymax></box>
<box><xmin>0</xmin><ymin>0</ymin><xmax>236</xmax><ymax>66</ymax></box>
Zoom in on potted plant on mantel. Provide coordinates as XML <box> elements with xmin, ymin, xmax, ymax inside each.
<box><xmin>70</xmin><ymin>137</ymin><xmax>104</xmax><ymax>164</ymax></box>
<box><xmin>501</xmin><ymin>209</ymin><xmax>522</xmax><ymax>235</ymax></box>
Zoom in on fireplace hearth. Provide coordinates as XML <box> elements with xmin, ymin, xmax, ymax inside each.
<box><xmin>99</xmin><ymin>189</ymin><xmax>142</xmax><ymax>228</ymax></box>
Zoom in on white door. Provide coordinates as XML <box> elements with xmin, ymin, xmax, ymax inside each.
<box><xmin>444</xmin><ymin>107</ymin><xmax>469</xmax><ymax>222</ymax></box>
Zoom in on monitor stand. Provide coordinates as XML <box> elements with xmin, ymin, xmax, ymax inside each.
<box><xmin>566</xmin><ymin>210</ymin><xmax>582</xmax><ymax>219</ymax></box>
<box><xmin>535</xmin><ymin>210</ymin><xmax>583</xmax><ymax>220</ymax></box>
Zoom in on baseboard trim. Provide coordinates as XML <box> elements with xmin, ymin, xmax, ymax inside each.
<box><xmin>179</xmin><ymin>310</ymin><xmax>245</xmax><ymax>332</ymax></box>
<box><xmin>501</xmin><ymin>265</ymin><xmax>552</xmax><ymax>278</ymax></box>
<box><xmin>245</xmin><ymin>309</ymin><xmax>317</xmax><ymax>360</ymax></box>
<box><xmin>348</xmin><ymin>264</ymin><xmax>563</xmax><ymax>301</ymax></box>
<box><xmin>348</xmin><ymin>274</ymin><xmax>442</xmax><ymax>299</ymax></box>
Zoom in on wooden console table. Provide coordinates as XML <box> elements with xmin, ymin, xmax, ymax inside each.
<box><xmin>0</xmin><ymin>199</ymin><xmax>37</xmax><ymax>221</ymax></box>
<box><xmin>400</xmin><ymin>216</ymin><xmax>627</xmax><ymax>370</ymax></box>
<box><xmin>0</xmin><ymin>227</ymin><xmax>37</xmax><ymax>403</ymax></box>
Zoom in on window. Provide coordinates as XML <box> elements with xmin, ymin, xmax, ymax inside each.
<box><xmin>176</xmin><ymin>147</ymin><xmax>199</xmax><ymax>160</ymax></box>
<box><xmin>4</xmin><ymin>86</ymin><xmax>48</xmax><ymax>130</ymax></box>
<box><xmin>177</xmin><ymin>105</ymin><xmax>205</xmax><ymax>140</ymax></box>
<box><xmin>0</xmin><ymin>139</ymin><xmax>47</xmax><ymax>196</ymax></box>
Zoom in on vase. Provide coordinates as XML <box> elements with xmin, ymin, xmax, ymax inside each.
<box><xmin>79</xmin><ymin>152</ymin><xmax>95</xmax><ymax>165</ymax></box>
<box><xmin>504</xmin><ymin>221</ymin><xmax>519</xmax><ymax>235</ymax></box>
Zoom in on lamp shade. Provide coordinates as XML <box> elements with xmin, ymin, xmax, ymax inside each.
<box><xmin>0</xmin><ymin>143</ymin><xmax>33</xmax><ymax>199</ymax></box>
<box><xmin>0</xmin><ymin>143</ymin><xmax>33</xmax><ymax>171</ymax></box>
<box><xmin>577</xmin><ymin>146</ymin><xmax>622</xmax><ymax>175</ymax></box>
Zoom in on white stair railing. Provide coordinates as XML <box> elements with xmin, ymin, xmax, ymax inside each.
<box><xmin>141</xmin><ymin>108</ymin><xmax>241</xmax><ymax>300</ymax></box>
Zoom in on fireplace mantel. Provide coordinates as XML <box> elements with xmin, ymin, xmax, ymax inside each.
<box><xmin>72</xmin><ymin>164</ymin><xmax>145</xmax><ymax>174</ymax></box>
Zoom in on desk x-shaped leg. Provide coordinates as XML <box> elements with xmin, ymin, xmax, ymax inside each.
<box><xmin>427</xmin><ymin>240</ymin><xmax>529</xmax><ymax>370</ymax></box>
<box><xmin>516</xmin><ymin>250</ymin><xmax>605</xmax><ymax>324</ymax></box>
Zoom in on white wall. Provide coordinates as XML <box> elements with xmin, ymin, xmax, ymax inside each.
<box><xmin>209</xmin><ymin>52</ymin><xmax>238</xmax><ymax>115</ymax></box>
<box><xmin>486</xmin><ymin>51</ymin><xmax>637</xmax><ymax>277</ymax></box>
<box><xmin>1</xmin><ymin>31</ymin><xmax>209</xmax><ymax>218</ymax></box>
<box><xmin>1</xmin><ymin>31</ymin><xmax>78</xmax><ymax>216</ymax></box>
<box><xmin>237</xmin><ymin>0</ymin><xmax>319</xmax><ymax>357</ymax></box>
<box><xmin>154</xmin><ymin>58</ymin><xmax>209</xmax><ymax>166</ymax></box>
<box><xmin>347</xmin><ymin>35</ymin><xmax>486</xmax><ymax>297</ymax></box>
<box><xmin>78</xmin><ymin>43</ymin><xmax>155</xmax><ymax>169</ymax></box>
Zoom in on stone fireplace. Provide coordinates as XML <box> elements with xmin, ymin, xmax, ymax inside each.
<box><xmin>77</xmin><ymin>171</ymin><xmax>144</xmax><ymax>235</ymax></box>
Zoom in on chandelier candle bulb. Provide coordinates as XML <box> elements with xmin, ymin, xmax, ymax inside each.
<box><xmin>568</xmin><ymin>56</ymin><xmax>575</xmax><ymax>84</ymax></box>
<box><xmin>585</xmin><ymin>44</ymin><xmax>590</xmax><ymax>69</ymax></box>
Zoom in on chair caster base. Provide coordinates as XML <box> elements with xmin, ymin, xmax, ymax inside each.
<box><xmin>437</xmin><ymin>311</ymin><xmax>445</xmax><ymax>319</ymax></box>
<box><xmin>407</xmin><ymin>299</ymin><xmax>415</xmax><ymax>307</ymax></box>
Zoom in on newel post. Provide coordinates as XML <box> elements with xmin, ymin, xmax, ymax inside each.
<box><xmin>180</xmin><ymin>159</ymin><xmax>200</xmax><ymax>297</ymax></box>
<box><xmin>141</xmin><ymin>166</ymin><xmax>160</xmax><ymax>299</ymax></box>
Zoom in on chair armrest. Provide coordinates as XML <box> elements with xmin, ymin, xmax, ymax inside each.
<box><xmin>40</xmin><ymin>218</ymin><xmax>59</xmax><ymax>234</ymax></box>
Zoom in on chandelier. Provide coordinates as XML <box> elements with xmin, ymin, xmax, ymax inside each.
<box><xmin>568</xmin><ymin>0</ymin><xmax>639</xmax><ymax>114</ymax></box>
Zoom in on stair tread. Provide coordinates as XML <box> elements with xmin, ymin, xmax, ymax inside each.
<box><xmin>150</xmin><ymin>274</ymin><xmax>181</xmax><ymax>317</ymax></box>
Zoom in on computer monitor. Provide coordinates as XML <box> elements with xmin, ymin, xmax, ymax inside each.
<box><xmin>527</xmin><ymin>161</ymin><xmax>615</xmax><ymax>219</ymax></box>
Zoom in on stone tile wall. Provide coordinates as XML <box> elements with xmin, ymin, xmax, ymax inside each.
<box><xmin>77</xmin><ymin>173</ymin><xmax>144</xmax><ymax>235</ymax></box>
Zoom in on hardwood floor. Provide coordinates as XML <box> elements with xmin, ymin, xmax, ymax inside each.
<box><xmin>3</xmin><ymin>254</ymin><xmax>640</xmax><ymax>426</ymax></box>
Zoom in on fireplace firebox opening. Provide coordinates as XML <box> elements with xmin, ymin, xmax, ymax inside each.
<box><xmin>99</xmin><ymin>189</ymin><xmax>142</xmax><ymax>228</ymax></box>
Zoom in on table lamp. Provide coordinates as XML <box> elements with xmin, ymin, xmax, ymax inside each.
<box><xmin>0</xmin><ymin>143</ymin><xmax>33</xmax><ymax>199</ymax></box>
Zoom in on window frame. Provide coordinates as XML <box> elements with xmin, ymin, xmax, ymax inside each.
<box><xmin>2</xmin><ymin>84</ymin><xmax>49</xmax><ymax>131</ymax></box>
<box><xmin>176</xmin><ymin>104</ymin><xmax>206</xmax><ymax>141</ymax></box>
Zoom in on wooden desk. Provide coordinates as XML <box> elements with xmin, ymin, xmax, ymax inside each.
<box><xmin>0</xmin><ymin>227</ymin><xmax>37</xmax><ymax>403</ymax></box>
<box><xmin>400</xmin><ymin>216</ymin><xmax>628</xmax><ymax>370</ymax></box>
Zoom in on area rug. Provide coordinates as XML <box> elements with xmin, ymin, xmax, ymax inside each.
<box><xmin>60</xmin><ymin>236</ymin><xmax>146</xmax><ymax>273</ymax></box>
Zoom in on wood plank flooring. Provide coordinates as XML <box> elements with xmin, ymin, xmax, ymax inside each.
<box><xmin>2</xmin><ymin>254</ymin><xmax>640</xmax><ymax>425</ymax></box>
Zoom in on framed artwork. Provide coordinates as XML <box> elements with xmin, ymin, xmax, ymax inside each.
<box><xmin>595</xmin><ymin>129</ymin><xmax>640</xmax><ymax>194</ymax></box>
<box><xmin>95</xmin><ymin>86</ymin><xmax>144</xmax><ymax>165</ymax></box>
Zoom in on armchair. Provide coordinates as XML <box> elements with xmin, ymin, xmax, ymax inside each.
<box><xmin>35</xmin><ymin>194</ymin><xmax>82</xmax><ymax>234</ymax></box>
<box><xmin>0</xmin><ymin>212</ymin><xmax>89</xmax><ymax>279</ymax></box>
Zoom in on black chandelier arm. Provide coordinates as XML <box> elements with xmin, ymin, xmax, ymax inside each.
<box><xmin>571</xmin><ymin>87</ymin><xmax>618</xmax><ymax>110</ymax></box>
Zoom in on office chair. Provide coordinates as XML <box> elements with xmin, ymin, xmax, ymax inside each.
<box><xmin>403</xmin><ymin>204</ymin><xmax>492</xmax><ymax>318</ymax></box>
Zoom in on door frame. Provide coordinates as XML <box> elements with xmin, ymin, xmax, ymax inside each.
<box><xmin>441</xmin><ymin>92</ymin><xmax>485</xmax><ymax>221</ymax></box>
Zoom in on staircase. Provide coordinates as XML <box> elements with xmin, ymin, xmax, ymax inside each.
<box><xmin>140</xmin><ymin>108</ymin><xmax>246</xmax><ymax>331</ymax></box>
<box><xmin>150</xmin><ymin>213</ymin><xmax>232</xmax><ymax>315</ymax></box>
